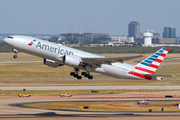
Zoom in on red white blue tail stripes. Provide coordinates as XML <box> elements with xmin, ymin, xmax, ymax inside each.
<box><xmin>128</xmin><ymin>47</ymin><xmax>169</xmax><ymax>80</ymax></box>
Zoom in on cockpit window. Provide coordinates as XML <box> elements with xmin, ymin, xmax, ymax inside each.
<box><xmin>8</xmin><ymin>36</ymin><xmax>13</xmax><ymax>39</ymax></box>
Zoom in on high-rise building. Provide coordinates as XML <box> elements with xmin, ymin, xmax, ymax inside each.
<box><xmin>170</xmin><ymin>28</ymin><xmax>176</xmax><ymax>38</ymax></box>
<box><xmin>163</xmin><ymin>27</ymin><xmax>176</xmax><ymax>38</ymax></box>
<box><xmin>128</xmin><ymin>21</ymin><xmax>140</xmax><ymax>39</ymax></box>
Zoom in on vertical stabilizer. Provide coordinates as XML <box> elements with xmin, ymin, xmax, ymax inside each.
<box><xmin>134</xmin><ymin>47</ymin><xmax>169</xmax><ymax>75</ymax></box>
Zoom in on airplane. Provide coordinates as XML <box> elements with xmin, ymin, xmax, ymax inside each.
<box><xmin>3</xmin><ymin>35</ymin><xmax>175</xmax><ymax>80</ymax></box>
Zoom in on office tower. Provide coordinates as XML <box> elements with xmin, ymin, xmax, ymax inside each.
<box><xmin>128</xmin><ymin>21</ymin><xmax>140</xmax><ymax>39</ymax></box>
<box><xmin>163</xmin><ymin>27</ymin><xmax>176</xmax><ymax>38</ymax></box>
<box><xmin>170</xmin><ymin>28</ymin><xmax>176</xmax><ymax>38</ymax></box>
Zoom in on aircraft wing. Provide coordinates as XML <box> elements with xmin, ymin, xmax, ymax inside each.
<box><xmin>144</xmin><ymin>74</ymin><xmax>176</xmax><ymax>78</ymax></box>
<box><xmin>82</xmin><ymin>55</ymin><xmax>144</xmax><ymax>65</ymax></box>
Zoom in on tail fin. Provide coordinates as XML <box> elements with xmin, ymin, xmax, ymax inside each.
<box><xmin>134</xmin><ymin>47</ymin><xmax>169</xmax><ymax>75</ymax></box>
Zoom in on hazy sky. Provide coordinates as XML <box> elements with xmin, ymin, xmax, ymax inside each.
<box><xmin>0</xmin><ymin>0</ymin><xmax>180</xmax><ymax>36</ymax></box>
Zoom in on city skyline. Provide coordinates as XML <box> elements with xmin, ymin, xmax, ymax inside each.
<box><xmin>0</xmin><ymin>0</ymin><xmax>180</xmax><ymax>36</ymax></box>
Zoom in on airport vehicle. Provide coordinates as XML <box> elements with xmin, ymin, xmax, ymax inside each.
<box><xmin>137</xmin><ymin>100</ymin><xmax>150</xmax><ymax>105</ymax></box>
<box><xmin>3</xmin><ymin>35</ymin><xmax>175</xmax><ymax>80</ymax></box>
<box><xmin>92</xmin><ymin>91</ymin><xmax>99</xmax><ymax>93</ymax></box>
<box><xmin>60</xmin><ymin>93</ymin><xmax>72</xmax><ymax>97</ymax></box>
<box><xmin>18</xmin><ymin>93</ymin><xmax>31</xmax><ymax>97</ymax></box>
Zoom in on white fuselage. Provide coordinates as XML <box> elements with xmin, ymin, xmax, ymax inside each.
<box><xmin>4</xmin><ymin>35</ymin><xmax>140</xmax><ymax>79</ymax></box>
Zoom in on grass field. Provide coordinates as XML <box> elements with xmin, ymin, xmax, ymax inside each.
<box><xmin>0</xmin><ymin>52</ymin><xmax>180</xmax><ymax>86</ymax></box>
<box><xmin>24</xmin><ymin>101</ymin><xmax>180</xmax><ymax>112</ymax></box>
<box><xmin>1</xmin><ymin>89</ymin><xmax>180</xmax><ymax>96</ymax></box>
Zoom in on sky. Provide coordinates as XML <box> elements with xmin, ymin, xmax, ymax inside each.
<box><xmin>0</xmin><ymin>0</ymin><xmax>180</xmax><ymax>36</ymax></box>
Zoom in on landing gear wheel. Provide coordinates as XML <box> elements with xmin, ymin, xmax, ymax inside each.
<box><xmin>14</xmin><ymin>55</ymin><xmax>18</xmax><ymax>59</ymax></box>
<box><xmin>77</xmin><ymin>76</ymin><xmax>82</xmax><ymax>79</ymax></box>
<box><xmin>85</xmin><ymin>74</ymin><xmax>89</xmax><ymax>77</ymax></box>
<box><xmin>81</xmin><ymin>72</ymin><xmax>86</xmax><ymax>76</ymax></box>
<box><xmin>74</xmin><ymin>74</ymin><xmax>78</xmax><ymax>77</ymax></box>
<box><xmin>88</xmin><ymin>75</ymin><xmax>93</xmax><ymax>79</ymax></box>
<box><xmin>70</xmin><ymin>72</ymin><xmax>75</xmax><ymax>76</ymax></box>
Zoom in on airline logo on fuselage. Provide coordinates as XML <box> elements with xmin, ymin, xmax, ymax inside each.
<box><xmin>28</xmin><ymin>39</ymin><xmax>37</xmax><ymax>46</ymax></box>
<box><xmin>36</xmin><ymin>41</ymin><xmax>73</xmax><ymax>55</ymax></box>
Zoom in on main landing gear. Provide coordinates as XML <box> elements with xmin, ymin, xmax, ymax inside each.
<box><xmin>70</xmin><ymin>72</ymin><xmax>82</xmax><ymax>79</ymax></box>
<box><xmin>12</xmin><ymin>48</ymin><xmax>18</xmax><ymax>59</ymax></box>
<box><xmin>81</xmin><ymin>72</ymin><xmax>93</xmax><ymax>79</ymax></box>
<box><xmin>70</xmin><ymin>68</ymin><xmax>93</xmax><ymax>80</ymax></box>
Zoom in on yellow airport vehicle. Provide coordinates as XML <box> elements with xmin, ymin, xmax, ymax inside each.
<box><xmin>18</xmin><ymin>93</ymin><xmax>31</xmax><ymax>97</ymax></box>
<box><xmin>60</xmin><ymin>93</ymin><xmax>72</xmax><ymax>97</ymax></box>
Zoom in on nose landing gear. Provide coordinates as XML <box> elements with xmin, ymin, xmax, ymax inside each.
<box><xmin>12</xmin><ymin>48</ymin><xmax>18</xmax><ymax>59</ymax></box>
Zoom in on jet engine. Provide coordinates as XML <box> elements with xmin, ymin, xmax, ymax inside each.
<box><xmin>43</xmin><ymin>59</ymin><xmax>62</xmax><ymax>68</ymax></box>
<box><xmin>62</xmin><ymin>55</ymin><xmax>81</xmax><ymax>67</ymax></box>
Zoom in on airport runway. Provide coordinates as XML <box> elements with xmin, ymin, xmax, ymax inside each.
<box><xmin>0</xmin><ymin>61</ymin><xmax>41</xmax><ymax>63</ymax></box>
<box><xmin>1</xmin><ymin>86</ymin><xmax>180</xmax><ymax>90</ymax></box>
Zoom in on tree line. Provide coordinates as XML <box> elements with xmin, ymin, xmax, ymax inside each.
<box><xmin>0</xmin><ymin>42</ymin><xmax>180</xmax><ymax>53</ymax></box>
<box><xmin>73</xmin><ymin>46</ymin><xmax>180</xmax><ymax>54</ymax></box>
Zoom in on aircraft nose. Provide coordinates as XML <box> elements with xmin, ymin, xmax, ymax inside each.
<box><xmin>3</xmin><ymin>38</ymin><xmax>8</xmax><ymax>43</ymax></box>
<box><xmin>3</xmin><ymin>36</ymin><xmax>13</xmax><ymax>44</ymax></box>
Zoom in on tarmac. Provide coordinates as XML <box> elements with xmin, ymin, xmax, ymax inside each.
<box><xmin>1</xmin><ymin>93</ymin><xmax>180</xmax><ymax>120</ymax></box>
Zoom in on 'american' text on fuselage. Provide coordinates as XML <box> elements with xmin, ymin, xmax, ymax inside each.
<box><xmin>36</xmin><ymin>42</ymin><xmax>73</xmax><ymax>55</ymax></box>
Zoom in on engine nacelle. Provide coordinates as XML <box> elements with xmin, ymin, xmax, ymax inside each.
<box><xmin>62</xmin><ymin>55</ymin><xmax>81</xmax><ymax>67</ymax></box>
<box><xmin>43</xmin><ymin>59</ymin><xmax>62</xmax><ymax>68</ymax></box>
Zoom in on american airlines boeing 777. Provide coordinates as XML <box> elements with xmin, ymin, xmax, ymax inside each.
<box><xmin>3</xmin><ymin>35</ymin><xmax>174</xmax><ymax>80</ymax></box>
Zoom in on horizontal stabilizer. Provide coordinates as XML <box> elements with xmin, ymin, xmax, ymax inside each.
<box><xmin>144</xmin><ymin>74</ymin><xmax>176</xmax><ymax>78</ymax></box>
